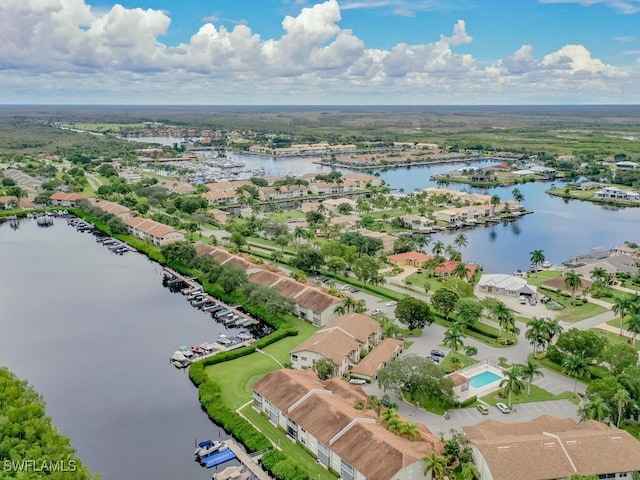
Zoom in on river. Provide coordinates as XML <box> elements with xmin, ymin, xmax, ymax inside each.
<box><xmin>0</xmin><ymin>219</ymin><xmax>241</xmax><ymax>480</ymax></box>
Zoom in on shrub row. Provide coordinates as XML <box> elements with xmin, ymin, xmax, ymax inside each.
<box><xmin>261</xmin><ymin>450</ymin><xmax>309</xmax><ymax>480</ymax></box>
<box><xmin>193</xmin><ymin>376</ymin><xmax>271</xmax><ymax>453</ymax></box>
<box><xmin>460</xmin><ymin>395</ymin><xmax>477</xmax><ymax>407</ymax></box>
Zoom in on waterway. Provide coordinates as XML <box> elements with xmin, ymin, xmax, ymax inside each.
<box><xmin>122</xmin><ymin>137</ymin><xmax>640</xmax><ymax>273</ymax></box>
<box><xmin>0</xmin><ymin>219</ymin><xmax>241</xmax><ymax>480</ymax></box>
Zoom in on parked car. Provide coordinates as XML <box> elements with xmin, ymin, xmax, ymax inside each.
<box><xmin>385</xmin><ymin>300</ymin><xmax>397</xmax><ymax>307</ymax></box>
<box><xmin>339</xmin><ymin>285</ymin><xmax>351</xmax><ymax>291</ymax></box>
<box><xmin>348</xmin><ymin>378</ymin><xmax>366</xmax><ymax>385</ymax></box>
<box><xmin>371</xmin><ymin>309</ymin><xmax>384</xmax><ymax>316</ymax></box>
<box><xmin>429</xmin><ymin>356</ymin><xmax>441</xmax><ymax>364</ymax></box>
<box><xmin>477</xmin><ymin>404</ymin><xmax>489</xmax><ymax>415</ymax></box>
<box><xmin>519</xmin><ymin>296</ymin><xmax>527</xmax><ymax>305</ymax></box>
<box><xmin>496</xmin><ymin>402</ymin><xmax>511</xmax><ymax>414</ymax></box>
<box><xmin>430</xmin><ymin>349</ymin><xmax>446</xmax><ymax>358</ymax></box>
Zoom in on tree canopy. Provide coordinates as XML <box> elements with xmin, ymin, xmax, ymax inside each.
<box><xmin>395</xmin><ymin>296</ymin><xmax>433</xmax><ymax>330</ymax></box>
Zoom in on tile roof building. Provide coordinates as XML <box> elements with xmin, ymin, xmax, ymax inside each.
<box><xmin>122</xmin><ymin>217</ymin><xmax>186</xmax><ymax>246</ymax></box>
<box><xmin>50</xmin><ymin>192</ymin><xmax>93</xmax><ymax>207</ymax></box>
<box><xmin>477</xmin><ymin>274</ymin><xmax>538</xmax><ymax>299</ymax></box>
<box><xmin>464</xmin><ymin>415</ymin><xmax>640</xmax><ymax>480</ymax></box>
<box><xmin>94</xmin><ymin>199</ymin><xmax>132</xmax><ymax>218</ymax></box>
<box><xmin>253</xmin><ymin>369</ymin><xmax>443</xmax><ymax>480</ymax></box>
<box><xmin>247</xmin><ymin>270</ymin><xmax>342</xmax><ymax>326</ymax></box>
<box><xmin>387</xmin><ymin>251</ymin><xmax>431</xmax><ymax>267</ymax></box>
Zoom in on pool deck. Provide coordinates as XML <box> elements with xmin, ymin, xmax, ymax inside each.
<box><xmin>447</xmin><ymin>363</ymin><xmax>505</xmax><ymax>402</ymax></box>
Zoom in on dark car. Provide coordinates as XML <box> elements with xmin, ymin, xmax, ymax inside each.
<box><xmin>430</xmin><ymin>349</ymin><xmax>446</xmax><ymax>358</ymax></box>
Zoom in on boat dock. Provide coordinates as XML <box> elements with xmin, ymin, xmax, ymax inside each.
<box><xmin>224</xmin><ymin>439</ymin><xmax>272</xmax><ymax>480</ymax></box>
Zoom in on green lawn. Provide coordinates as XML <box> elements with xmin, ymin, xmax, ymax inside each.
<box><xmin>481</xmin><ymin>384</ymin><xmax>576</xmax><ymax>406</ymax></box>
<box><xmin>588</xmin><ymin>328</ymin><xmax>640</xmax><ymax>351</ymax></box>
<box><xmin>526</xmin><ymin>270</ymin><xmax>562</xmax><ymax>287</ymax></box>
<box><xmin>556</xmin><ymin>302</ymin><xmax>607</xmax><ymax>322</ymax></box>
<box><xmin>241</xmin><ymin>406</ymin><xmax>337</xmax><ymax>480</ymax></box>
<box><xmin>205</xmin><ymin>318</ymin><xmax>319</xmax><ymax>408</ymax></box>
<box><xmin>439</xmin><ymin>352</ymin><xmax>477</xmax><ymax>372</ymax></box>
<box><xmin>606</xmin><ymin>317</ymin><xmax>624</xmax><ymax>328</ymax></box>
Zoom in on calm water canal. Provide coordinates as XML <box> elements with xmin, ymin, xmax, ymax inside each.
<box><xmin>0</xmin><ymin>219</ymin><xmax>239</xmax><ymax>480</ymax></box>
<box><xmin>227</xmin><ymin>151</ymin><xmax>640</xmax><ymax>273</ymax></box>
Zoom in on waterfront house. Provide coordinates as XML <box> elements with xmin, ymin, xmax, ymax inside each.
<box><xmin>50</xmin><ymin>192</ymin><xmax>93</xmax><ymax>207</ymax></box>
<box><xmin>477</xmin><ymin>274</ymin><xmax>537</xmax><ymax>299</ymax></box>
<box><xmin>122</xmin><ymin>217</ymin><xmax>186</xmax><ymax>246</ymax></box>
<box><xmin>258</xmin><ymin>185</ymin><xmax>308</xmax><ymax>201</ymax></box>
<box><xmin>529</xmin><ymin>165</ymin><xmax>557</xmax><ymax>175</ymax></box>
<box><xmin>399</xmin><ymin>214</ymin><xmax>435</xmax><ymax>232</ymax></box>
<box><xmin>321</xmin><ymin>197</ymin><xmax>358</xmax><ymax>213</ymax></box>
<box><xmin>387</xmin><ymin>251</ymin><xmax>431</xmax><ymax>267</ymax></box>
<box><xmin>594</xmin><ymin>187</ymin><xmax>640</xmax><ymax>202</ymax></box>
<box><xmin>360</xmin><ymin>230</ymin><xmax>397</xmax><ymax>253</ymax></box>
<box><xmin>434</xmin><ymin>261</ymin><xmax>477</xmax><ymax>280</ymax></box>
<box><xmin>342</xmin><ymin>173</ymin><xmax>383</xmax><ymax>187</ymax></box>
<box><xmin>0</xmin><ymin>196</ymin><xmax>18</xmax><ymax>209</ymax></box>
<box><xmin>434</xmin><ymin>209</ymin><xmax>460</xmax><ymax>224</ymax></box>
<box><xmin>253</xmin><ymin>369</ymin><xmax>444</xmax><ymax>480</ymax></box>
<box><xmin>540</xmin><ymin>275</ymin><xmax>592</xmax><ymax>296</ymax></box>
<box><xmin>463</xmin><ymin>415</ymin><xmax>640</xmax><ymax>480</ymax></box>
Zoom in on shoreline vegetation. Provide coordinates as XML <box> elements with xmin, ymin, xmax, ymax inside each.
<box><xmin>0</xmin><ymin>367</ymin><xmax>98</xmax><ymax>480</ymax></box>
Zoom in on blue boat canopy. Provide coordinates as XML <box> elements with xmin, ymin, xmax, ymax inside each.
<box><xmin>198</xmin><ymin>440</ymin><xmax>214</xmax><ymax>448</ymax></box>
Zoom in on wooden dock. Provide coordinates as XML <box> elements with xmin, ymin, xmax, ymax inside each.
<box><xmin>224</xmin><ymin>439</ymin><xmax>273</xmax><ymax>480</ymax></box>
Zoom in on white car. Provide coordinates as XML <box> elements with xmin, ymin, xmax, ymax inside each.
<box><xmin>496</xmin><ymin>402</ymin><xmax>511</xmax><ymax>414</ymax></box>
<box><xmin>371</xmin><ymin>309</ymin><xmax>384</xmax><ymax>316</ymax></box>
<box><xmin>385</xmin><ymin>301</ymin><xmax>397</xmax><ymax>307</ymax></box>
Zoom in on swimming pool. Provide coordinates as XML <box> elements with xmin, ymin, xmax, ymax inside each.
<box><xmin>469</xmin><ymin>370</ymin><xmax>502</xmax><ymax>389</ymax></box>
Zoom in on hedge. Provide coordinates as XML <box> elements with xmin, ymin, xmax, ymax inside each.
<box><xmin>460</xmin><ymin>395</ymin><xmax>477</xmax><ymax>407</ymax></box>
<box><xmin>261</xmin><ymin>450</ymin><xmax>309</xmax><ymax>480</ymax></box>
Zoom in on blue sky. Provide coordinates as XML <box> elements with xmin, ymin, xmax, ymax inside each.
<box><xmin>2</xmin><ymin>0</ymin><xmax>640</xmax><ymax>104</ymax></box>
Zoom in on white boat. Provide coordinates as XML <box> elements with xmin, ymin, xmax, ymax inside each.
<box><xmin>195</xmin><ymin>440</ymin><xmax>224</xmax><ymax>459</ymax></box>
<box><xmin>542</xmin><ymin>261</ymin><xmax>552</xmax><ymax>268</ymax></box>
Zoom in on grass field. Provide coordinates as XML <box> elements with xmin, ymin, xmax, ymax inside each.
<box><xmin>589</xmin><ymin>328</ymin><xmax>640</xmax><ymax>351</ymax></box>
<box><xmin>205</xmin><ymin>319</ymin><xmax>319</xmax><ymax>408</ymax></box>
<box><xmin>481</xmin><ymin>384</ymin><xmax>577</xmax><ymax>407</ymax></box>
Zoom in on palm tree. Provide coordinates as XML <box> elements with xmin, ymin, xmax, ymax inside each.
<box><xmin>613</xmin><ymin>295</ymin><xmax>634</xmax><ymax>337</ymax></box>
<box><xmin>499</xmin><ymin>367</ymin><xmax>524</xmax><ymax>408</ymax></box>
<box><xmin>578</xmin><ymin>397</ymin><xmax>610</xmax><ymax>422</ymax></box>
<box><xmin>564</xmin><ymin>270</ymin><xmax>584</xmax><ymax>302</ymax></box>
<box><xmin>512</xmin><ymin>187</ymin><xmax>525</xmax><ymax>203</ymax></box>
<box><xmin>354</xmin><ymin>299</ymin><xmax>367</xmax><ymax>314</ymax></box>
<box><xmin>381</xmin><ymin>407</ymin><xmax>399</xmax><ymax>425</ymax></box>
<box><xmin>445</xmin><ymin>244</ymin><xmax>460</xmax><ymax>262</ymax></box>
<box><xmin>452</xmin><ymin>262</ymin><xmax>470</xmax><ymax>280</ymax></box>
<box><xmin>525</xmin><ymin>317</ymin><xmax>547</xmax><ymax>355</ymax></box>
<box><xmin>386</xmin><ymin>416</ymin><xmax>404</xmax><ymax>434</ymax></box>
<box><xmin>492</xmin><ymin>301</ymin><xmax>513</xmax><ymax>337</ymax></box>
<box><xmin>590</xmin><ymin>266</ymin><xmax>608</xmax><ymax>286</ymax></box>
<box><xmin>423</xmin><ymin>452</ymin><xmax>448</xmax><ymax>480</ymax></box>
<box><xmin>333</xmin><ymin>303</ymin><xmax>347</xmax><ymax>315</ymax></box>
<box><xmin>614</xmin><ymin>388</ymin><xmax>631</xmax><ymax>428</ymax></box>
<box><xmin>626</xmin><ymin>313</ymin><xmax>640</xmax><ymax>346</ymax></box>
<box><xmin>432</xmin><ymin>240</ymin><xmax>445</xmax><ymax>257</ymax></box>
<box><xmin>520</xmin><ymin>360</ymin><xmax>544</xmax><ymax>396</ymax></box>
<box><xmin>399</xmin><ymin>421</ymin><xmax>419</xmax><ymax>441</ymax></box>
<box><xmin>459</xmin><ymin>462</ymin><xmax>481</xmax><ymax>480</ymax></box>
<box><xmin>415</xmin><ymin>234</ymin><xmax>430</xmax><ymax>251</ymax></box>
<box><xmin>341</xmin><ymin>296</ymin><xmax>357</xmax><ymax>314</ymax></box>
<box><xmin>529</xmin><ymin>249</ymin><xmax>545</xmax><ymax>273</ymax></box>
<box><xmin>381</xmin><ymin>316</ymin><xmax>400</xmax><ymax>339</ymax></box>
<box><xmin>443</xmin><ymin>323</ymin><xmax>466</xmax><ymax>354</ymax></box>
<box><xmin>562</xmin><ymin>353</ymin><xmax>590</xmax><ymax>397</ymax></box>
<box><xmin>490</xmin><ymin>194</ymin><xmax>501</xmax><ymax>209</ymax></box>
<box><xmin>293</xmin><ymin>226</ymin><xmax>306</xmax><ymax>244</ymax></box>
<box><xmin>541</xmin><ymin>318</ymin><xmax>563</xmax><ymax>346</ymax></box>
<box><xmin>454</xmin><ymin>233</ymin><xmax>468</xmax><ymax>254</ymax></box>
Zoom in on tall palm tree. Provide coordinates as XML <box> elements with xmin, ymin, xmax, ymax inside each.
<box><xmin>423</xmin><ymin>452</ymin><xmax>448</xmax><ymax>480</ymax></box>
<box><xmin>525</xmin><ymin>317</ymin><xmax>547</xmax><ymax>355</ymax></box>
<box><xmin>381</xmin><ymin>316</ymin><xmax>400</xmax><ymax>339</ymax></box>
<box><xmin>454</xmin><ymin>233</ymin><xmax>468</xmax><ymax>254</ymax></box>
<box><xmin>520</xmin><ymin>360</ymin><xmax>544</xmax><ymax>396</ymax></box>
<box><xmin>541</xmin><ymin>318</ymin><xmax>564</xmax><ymax>346</ymax></box>
<box><xmin>415</xmin><ymin>234</ymin><xmax>430</xmax><ymax>251</ymax></box>
<box><xmin>354</xmin><ymin>299</ymin><xmax>367</xmax><ymax>314</ymax></box>
<box><xmin>333</xmin><ymin>303</ymin><xmax>347</xmax><ymax>315</ymax></box>
<box><xmin>445</xmin><ymin>244</ymin><xmax>460</xmax><ymax>262</ymax></box>
<box><xmin>578</xmin><ymin>397</ymin><xmax>610</xmax><ymax>422</ymax></box>
<box><xmin>614</xmin><ymin>388</ymin><xmax>631</xmax><ymax>428</ymax></box>
<box><xmin>626</xmin><ymin>313</ymin><xmax>640</xmax><ymax>346</ymax></box>
<box><xmin>490</xmin><ymin>194</ymin><xmax>501</xmax><ymax>209</ymax></box>
<box><xmin>341</xmin><ymin>296</ymin><xmax>357</xmax><ymax>314</ymax></box>
<box><xmin>452</xmin><ymin>262</ymin><xmax>470</xmax><ymax>280</ymax></box>
<box><xmin>432</xmin><ymin>240</ymin><xmax>445</xmax><ymax>257</ymax></box>
<box><xmin>564</xmin><ymin>271</ymin><xmax>584</xmax><ymax>301</ymax></box>
<box><xmin>512</xmin><ymin>187</ymin><xmax>525</xmax><ymax>203</ymax></box>
<box><xmin>499</xmin><ymin>367</ymin><xmax>524</xmax><ymax>408</ymax></box>
<box><xmin>562</xmin><ymin>353</ymin><xmax>590</xmax><ymax>396</ymax></box>
<box><xmin>443</xmin><ymin>323</ymin><xmax>466</xmax><ymax>354</ymax></box>
<box><xmin>492</xmin><ymin>301</ymin><xmax>513</xmax><ymax>337</ymax></box>
<box><xmin>613</xmin><ymin>295</ymin><xmax>634</xmax><ymax>337</ymax></box>
<box><xmin>529</xmin><ymin>249</ymin><xmax>545</xmax><ymax>273</ymax></box>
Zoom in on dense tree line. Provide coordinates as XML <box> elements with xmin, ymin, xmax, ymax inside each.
<box><xmin>0</xmin><ymin>367</ymin><xmax>97</xmax><ymax>480</ymax></box>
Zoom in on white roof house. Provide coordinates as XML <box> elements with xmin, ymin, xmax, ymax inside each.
<box><xmin>477</xmin><ymin>274</ymin><xmax>537</xmax><ymax>297</ymax></box>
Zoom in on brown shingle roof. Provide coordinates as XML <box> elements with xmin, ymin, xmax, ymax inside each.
<box><xmin>273</xmin><ymin>277</ymin><xmax>308</xmax><ymax>298</ymax></box>
<box><xmin>123</xmin><ymin>217</ymin><xmax>181</xmax><ymax>239</ymax></box>
<box><xmin>50</xmin><ymin>192</ymin><xmax>92</xmax><ymax>201</ymax></box>
<box><xmin>350</xmin><ymin>338</ymin><xmax>404</xmax><ymax>378</ymax></box>
<box><xmin>464</xmin><ymin>415</ymin><xmax>640</xmax><ymax>480</ymax></box>
<box><xmin>387</xmin><ymin>251</ymin><xmax>431</xmax><ymax>264</ymax></box>
<box><xmin>94</xmin><ymin>199</ymin><xmax>131</xmax><ymax>216</ymax></box>
<box><xmin>295</xmin><ymin>288</ymin><xmax>340</xmax><ymax>313</ymax></box>
<box><xmin>324</xmin><ymin>313</ymin><xmax>381</xmax><ymax>344</ymax></box>
<box><xmin>253</xmin><ymin>369</ymin><xmax>326</xmax><ymax>413</ymax></box>
<box><xmin>248</xmin><ymin>270</ymin><xmax>282</xmax><ymax>287</ymax></box>
<box><xmin>541</xmin><ymin>276</ymin><xmax>592</xmax><ymax>294</ymax></box>
<box><xmin>291</xmin><ymin>329</ymin><xmax>359</xmax><ymax>365</ymax></box>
